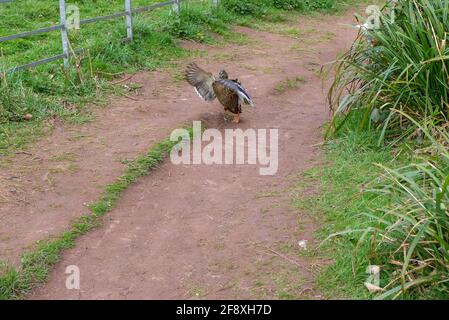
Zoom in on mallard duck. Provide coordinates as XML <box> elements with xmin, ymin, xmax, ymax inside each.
<box><xmin>185</xmin><ymin>62</ymin><xmax>254</xmax><ymax>123</ymax></box>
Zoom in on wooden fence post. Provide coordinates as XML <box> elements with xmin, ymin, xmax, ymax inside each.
<box><xmin>59</xmin><ymin>0</ymin><xmax>70</xmax><ymax>68</ymax></box>
<box><xmin>125</xmin><ymin>0</ymin><xmax>133</xmax><ymax>42</ymax></box>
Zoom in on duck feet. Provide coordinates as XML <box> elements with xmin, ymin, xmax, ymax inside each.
<box><xmin>233</xmin><ymin>112</ymin><xmax>240</xmax><ymax>123</ymax></box>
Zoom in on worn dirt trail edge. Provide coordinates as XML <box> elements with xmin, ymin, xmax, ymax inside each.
<box><xmin>4</xmin><ymin>12</ymin><xmax>358</xmax><ymax>299</ymax></box>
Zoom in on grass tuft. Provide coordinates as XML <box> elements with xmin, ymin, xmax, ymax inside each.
<box><xmin>327</xmin><ymin>0</ymin><xmax>449</xmax><ymax>143</ymax></box>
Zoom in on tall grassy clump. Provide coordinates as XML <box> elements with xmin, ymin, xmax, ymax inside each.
<box><xmin>300</xmin><ymin>113</ymin><xmax>449</xmax><ymax>299</ymax></box>
<box><xmin>0</xmin><ymin>78</ymin><xmax>46</xmax><ymax>123</ymax></box>
<box><xmin>362</xmin><ymin>116</ymin><xmax>449</xmax><ymax>299</ymax></box>
<box><xmin>328</xmin><ymin>0</ymin><xmax>449</xmax><ymax>143</ymax></box>
<box><xmin>323</xmin><ymin>0</ymin><xmax>449</xmax><ymax>299</ymax></box>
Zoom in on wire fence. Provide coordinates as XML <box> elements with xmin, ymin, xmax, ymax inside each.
<box><xmin>0</xmin><ymin>0</ymin><xmax>221</xmax><ymax>74</ymax></box>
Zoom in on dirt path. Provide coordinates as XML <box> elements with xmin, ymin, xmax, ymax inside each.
<box><xmin>1</xmin><ymin>10</ymin><xmax>358</xmax><ymax>299</ymax></box>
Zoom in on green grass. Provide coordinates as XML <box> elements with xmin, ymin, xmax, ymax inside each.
<box><xmin>292</xmin><ymin>126</ymin><xmax>395</xmax><ymax>299</ymax></box>
<box><xmin>0</xmin><ymin>126</ymin><xmax>194</xmax><ymax>300</ymax></box>
<box><xmin>293</xmin><ymin>114</ymin><xmax>449</xmax><ymax>299</ymax></box>
<box><xmin>364</xmin><ymin>118</ymin><xmax>449</xmax><ymax>300</ymax></box>
<box><xmin>275</xmin><ymin>76</ymin><xmax>306</xmax><ymax>93</ymax></box>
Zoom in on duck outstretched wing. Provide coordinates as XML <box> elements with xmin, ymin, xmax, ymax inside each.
<box><xmin>185</xmin><ymin>62</ymin><xmax>216</xmax><ymax>102</ymax></box>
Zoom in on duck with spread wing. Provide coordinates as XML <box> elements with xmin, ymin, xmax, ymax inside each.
<box><xmin>185</xmin><ymin>62</ymin><xmax>254</xmax><ymax>123</ymax></box>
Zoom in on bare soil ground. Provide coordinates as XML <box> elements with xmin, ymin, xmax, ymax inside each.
<box><xmin>1</xmin><ymin>11</ymin><xmax>358</xmax><ymax>299</ymax></box>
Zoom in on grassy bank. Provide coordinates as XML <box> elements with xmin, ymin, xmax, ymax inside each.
<box><xmin>311</xmin><ymin>0</ymin><xmax>449</xmax><ymax>300</ymax></box>
<box><xmin>293</xmin><ymin>122</ymin><xmax>401</xmax><ymax>299</ymax></box>
<box><xmin>295</xmin><ymin>117</ymin><xmax>448</xmax><ymax>299</ymax></box>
